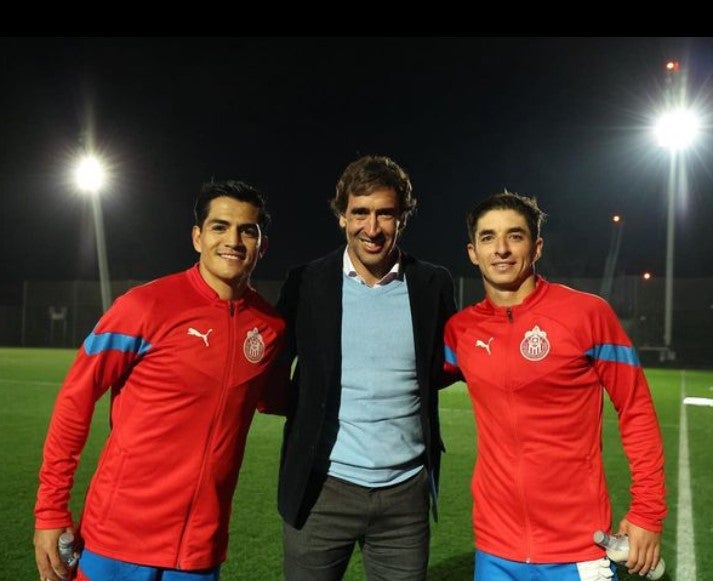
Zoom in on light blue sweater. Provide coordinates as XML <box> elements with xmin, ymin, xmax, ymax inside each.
<box><xmin>319</xmin><ymin>274</ymin><xmax>425</xmax><ymax>487</ymax></box>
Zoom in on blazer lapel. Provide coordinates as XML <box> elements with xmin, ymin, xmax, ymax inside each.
<box><xmin>404</xmin><ymin>255</ymin><xmax>436</xmax><ymax>388</ymax></box>
<box><xmin>310</xmin><ymin>248</ymin><xmax>344</xmax><ymax>385</ymax></box>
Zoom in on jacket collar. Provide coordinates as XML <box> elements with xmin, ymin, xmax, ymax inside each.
<box><xmin>477</xmin><ymin>275</ymin><xmax>549</xmax><ymax>316</ymax></box>
<box><xmin>187</xmin><ymin>262</ymin><xmax>254</xmax><ymax>306</ymax></box>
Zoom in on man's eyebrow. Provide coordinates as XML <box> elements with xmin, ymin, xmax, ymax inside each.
<box><xmin>477</xmin><ymin>226</ymin><xmax>527</xmax><ymax>236</ymax></box>
<box><xmin>348</xmin><ymin>206</ymin><xmax>397</xmax><ymax>213</ymax></box>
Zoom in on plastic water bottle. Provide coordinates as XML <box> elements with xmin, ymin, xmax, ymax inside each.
<box><xmin>593</xmin><ymin>530</ymin><xmax>665</xmax><ymax>580</ymax></box>
<box><xmin>58</xmin><ymin>532</ymin><xmax>78</xmax><ymax>567</ymax></box>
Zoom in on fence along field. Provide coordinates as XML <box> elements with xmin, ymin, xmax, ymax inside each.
<box><xmin>1</xmin><ymin>348</ymin><xmax>711</xmax><ymax>579</ymax></box>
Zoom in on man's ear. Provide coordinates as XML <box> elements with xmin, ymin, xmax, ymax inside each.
<box><xmin>338</xmin><ymin>214</ymin><xmax>347</xmax><ymax>229</ymax></box>
<box><xmin>533</xmin><ymin>237</ymin><xmax>543</xmax><ymax>264</ymax></box>
<box><xmin>467</xmin><ymin>243</ymin><xmax>479</xmax><ymax>266</ymax></box>
<box><xmin>191</xmin><ymin>225</ymin><xmax>202</xmax><ymax>253</ymax></box>
<box><xmin>258</xmin><ymin>235</ymin><xmax>269</xmax><ymax>258</ymax></box>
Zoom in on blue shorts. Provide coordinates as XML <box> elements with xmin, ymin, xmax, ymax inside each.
<box><xmin>474</xmin><ymin>550</ymin><xmax>618</xmax><ymax>581</ymax></box>
<box><xmin>78</xmin><ymin>548</ymin><xmax>221</xmax><ymax>581</ymax></box>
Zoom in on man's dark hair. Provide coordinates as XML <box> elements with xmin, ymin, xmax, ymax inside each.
<box><xmin>331</xmin><ymin>155</ymin><xmax>417</xmax><ymax>229</ymax></box>
<box><xmin>466</xmin><ymin>190</ymin><xmax>546</xmax><ymax>244</ymax></box>
<box><xmin>194</xmin><ymin>179</ymin><xmax>271</xmax><ymax>231</ymax></box>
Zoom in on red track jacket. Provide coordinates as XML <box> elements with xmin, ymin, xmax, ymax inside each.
<box><xmin>35</xmin><ymin>265</ymin><xmax>285</xmax><ymax>569</ymax></box>
<box><xmin>444</xmin><ymin>277</ymin><xmax>666</xmax><ymax>563</ymax></box>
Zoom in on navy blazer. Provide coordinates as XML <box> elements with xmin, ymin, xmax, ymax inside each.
<box><xmin>276</xmin><ymin>247</ymin><xmax>457</xmax><ymax>528</ymax></box>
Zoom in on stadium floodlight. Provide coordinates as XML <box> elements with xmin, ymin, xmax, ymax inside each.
<box><xmin>75</xmin><ymin>155</ymin><xmax>105</xmax><ymax>194</ymax></box>
<box><xmin>654</xmin><ymin>108</ymin><xmax>700</xmax><ymax>151</ymax></box>
<box><xmin>74</xmin><ymin>154</ymin><xmax>112</xmax><ymax>313</ymax></box>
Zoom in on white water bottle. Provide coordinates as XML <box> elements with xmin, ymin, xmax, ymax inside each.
<box><xmin>593</xmin><ymin>530</ymin><xmax>665</xmax><ymax>580</ymax></box>
<box><xmin>58</xmin><ymin>531</ymin><xmax>78</xmax><ymax>568</ymax></box>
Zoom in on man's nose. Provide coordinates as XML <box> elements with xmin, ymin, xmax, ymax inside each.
<box><xmin>226</xmin><ymin>227</ymin><xmax>245</xmax><ymax>247</ymax></box>
<box><xmin>494</xmin><ymin>236</ymin><xmax>510</xmax><ymax>255</ymax></box>
<box><xmin>365</xmin><ymin>214</ymin><xmax>380</xmax><ymax>236</ymax></box>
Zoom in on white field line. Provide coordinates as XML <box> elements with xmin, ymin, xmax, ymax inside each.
<box><xmin>677</xmin><ymin>370</ymin><xmax>697</xmax><ymax>580</ymax></box>
<box><xmin>683</xmin><ymin>396</ymin><xmax>713</xmax><ymax>407</ymax></box>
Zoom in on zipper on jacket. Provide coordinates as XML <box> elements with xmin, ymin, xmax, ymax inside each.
<box><xmin>176</xmin><ymin>301</ymin><xmax>237</xmax><ymax>567</ymax></box>
<box><xmin>505</xmin><ymin>312</ymin><xmax>533</xmax><ymax>562</ymax></box>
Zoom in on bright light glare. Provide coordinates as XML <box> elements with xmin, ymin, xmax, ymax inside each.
<box><xmin>665</xmin><ymin>60</ymin><xmax>680</xmax><ymax>73</ymax></box>
<box><xmin>654</xmin><ymin>109</ymin><xmax>700</xmax><ymax>150</ymax></box>
<box><xmin>612</xmin><ymin>215</ymin><xmax>621</xmax><ymax>223</ymax></box>
<box><xmin>75</xmin><ymin>155</ymin><xmax>105</xmax><ymax>194</ymax></box>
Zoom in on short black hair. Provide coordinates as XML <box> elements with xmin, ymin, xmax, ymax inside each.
<box><xmin>194</xmin><ymin>179</ymin><xmax>271</xmax><ymax>231</ymax></box>
<box><xmin>466</xmin><ymin>190</ymin><xmax>546</xmax><ymax>244</ymax></box>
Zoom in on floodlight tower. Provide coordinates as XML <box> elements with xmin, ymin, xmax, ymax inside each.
<box><xmin>75</xmin><ymin>154</ymin><xmax>112</xmax><ymax>313</ymax></box>
<box><xmin>600</xmin><ymin>215</ymin><xmax>624</xmax><ymax>301</ymax></box>
<box><xmin>654</xmin><ymin>59</ymin><xmax>699</xmax><ymax>359</ymax></box>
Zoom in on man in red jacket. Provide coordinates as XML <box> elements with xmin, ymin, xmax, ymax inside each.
<box><xmin>444</xmin><ymin>191</ymin><xmax>666</xmax><ymax>580</ymax></box>
<box><xmin>34</xmin><ymin>180</ymin><xmax>286</xmax><ymax>581</ymax></box>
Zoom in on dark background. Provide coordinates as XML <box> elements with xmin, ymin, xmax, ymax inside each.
<box><xmin>3</xmin><ymin>37</ymin><xmax>713</xmax><ymax>286</ymax></box>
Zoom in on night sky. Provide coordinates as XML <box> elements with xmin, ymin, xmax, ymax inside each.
<box><xmin>3</xmin><ymin>37</ymin><xmax>713</xmax><ymax>288</ymax></box>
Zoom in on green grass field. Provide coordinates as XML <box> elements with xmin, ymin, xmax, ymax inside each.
<box><xmin>1</xmin><ymin>348</ymin><xmax>711</xmax><ymax>580</ymax></box>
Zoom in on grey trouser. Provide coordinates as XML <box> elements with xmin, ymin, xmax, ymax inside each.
<box><xmin>283</xmin><ymin>468</ymin><xmax>430</xmax><ymax>581</ymax></box>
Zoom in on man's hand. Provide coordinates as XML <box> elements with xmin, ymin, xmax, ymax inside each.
<box><xmin>34</xmin><ymin>528</ymin><xmax>72</xmax><ymax>581</ymax></box>
<box><xmin>618</xmin><ymin>517</ymin><xmax>662</xmax><ymax>577</ymax></box>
